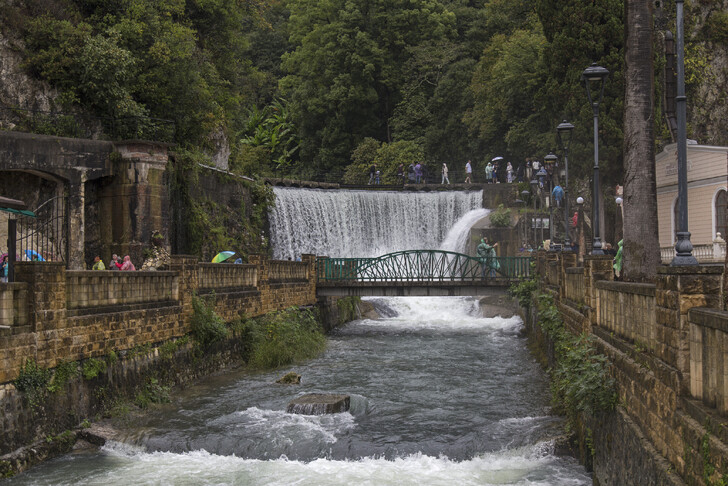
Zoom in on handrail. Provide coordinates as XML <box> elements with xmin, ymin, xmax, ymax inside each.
<box><xmin>317</xmin><ymin>250</ymin><xmax>532</xmax><ymax>282</ymax></box>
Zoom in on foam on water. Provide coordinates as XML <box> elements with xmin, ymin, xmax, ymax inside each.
<box><xmin>359</xmin><ymin>296</ymin><xmax>523</xmax><ymax>334</ymax></box>
<box><xmin>17</xmin><ymin>441</ymin><xmax>588</xmax><ymax>486</ymax></box>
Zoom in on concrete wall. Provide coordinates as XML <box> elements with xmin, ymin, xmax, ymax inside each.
<box><xmin>529</xmin><ymin>251</ymin><xmax>728</xmax><ymax>485</ymax></box>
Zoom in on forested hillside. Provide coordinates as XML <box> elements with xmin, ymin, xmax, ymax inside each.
<box><xmin>0</xmin><ymin>0</ymin><xmax>726</xmax><ymax>185</ymax></box>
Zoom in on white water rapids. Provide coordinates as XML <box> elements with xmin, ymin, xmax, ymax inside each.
<box><xmin>268</xmin><ymin>187</ymin><xmax>488</xmax><ymax>259</ymax></box>
<box><xmin>9</xmin><ymin>298</ymin><xmax>590</xmax><ymax>486</ymax></box>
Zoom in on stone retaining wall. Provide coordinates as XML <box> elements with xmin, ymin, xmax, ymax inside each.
<box><xmin>0</xmin><ymin>254</ymin><xmax>316</xmax><ymax>385</ymax></box>
<box><xmin>530</xmin><ymin>250</ymin><xmax>728</xmax><ymax>486</ymax></box>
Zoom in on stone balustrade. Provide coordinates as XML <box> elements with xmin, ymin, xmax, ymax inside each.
<box><xmin>596</xmin><ymin>280</ymin><xmax>656</xmax><ymax>351</ymax></box>
<box><xmin>66</xmin><ymin>271</ymin><xmax>179</xmax><ymax>311</ymax></box>
<box><xmin>270</xmin><ymin>260</ymin><xmax>309</xmax><ymax>282</ymax></box>
<box><xmin>689</xmin><ymin>307</ymin><xmax>728</xmax><ymax>414</ymax></box>
<box><xmin>198</xmin><ymin>263</ymin><xmax>257</xmax><ymax>291</ymax></box>
<box><xmin>563</xmin><ymin>267</ymin><xmax>585</xmax><ymax>304</ymax></box>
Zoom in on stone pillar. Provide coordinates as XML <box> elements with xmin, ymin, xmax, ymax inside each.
<box><xmin>13</xmin><ymin>262</ymin><xmax>67</xmax><ymax>368</ymax></box>
<box><xmin>67</xmin><ymin>174</ymin><xmax>86</xmax><ymax>270</ymax></box>
<box><xmin>559</xmin><ymin>251</ymin><xmax>577</xmax><ymax>300</ymax></box>
<box><xmin>583</xmin><ymin>255</ymin><xmax>613</xmax><ymax>332</ymax></box>
<box><xmin>103</xmin><ymin>141</ymin><xmax>170</xmax><ymax>267</ymax></box>
<box><xmin>169</xmin><ymin>255</ymin><xmax>198</xmax><ymax>331</ymax></box>
<box><xmin>655</xmin><ymin>265</ymin><xmax>722</xmax><ymax>394</ymax></box>
<box><xmin>248</xmin><ymin>255</ymin><xmax>270</xmax><ymax>314</ymax></box>
<box><xmin>301</xmin><ymin>254</ymin><xmax>317</xmax><ymax>303</ymax></box>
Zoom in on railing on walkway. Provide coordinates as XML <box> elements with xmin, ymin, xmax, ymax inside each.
<box><xmin>66</xmin><ymin>271</ymin><xmax>178</xmax><ymax>310</ymax></box>
<box><xmin>198</xmin><ymin>263</ymin><xmax>257</xmax><ymax>290</ymax></box>
<box><xmin>660</xmin><ymin>241</ymin><xmax>725</xmax><ymax>263</ymax></box>
<box><xmin>317</xmin><ymin>250</ymin><xmax>532</xmax><ymax>282</ymax></box>
<box><xmin>270</xmin><ymin>260</ymin><xmax>309</xmax><ymax>282</ymax></box>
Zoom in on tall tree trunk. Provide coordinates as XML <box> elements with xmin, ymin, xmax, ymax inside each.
<box><xmin>622</xmin><ymin>0</ymin><xmax>660</xmax><ymax>282</ymax></box>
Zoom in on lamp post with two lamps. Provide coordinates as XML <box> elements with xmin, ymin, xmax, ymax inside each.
<box><xmin>557</xmin><ymin>120</ymin><xmax>574</xmax><ymax>249</ymax></box>
<box><xmin>582</xmin><ymin>63</ymin><xmax>609</xmax><ymax>255</ymax></box>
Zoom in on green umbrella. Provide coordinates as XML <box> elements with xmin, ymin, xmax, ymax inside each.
<box><xmin>211</xmin><ymin>251</ymin><xmax>236</xmax><ymax>263</ymax></box>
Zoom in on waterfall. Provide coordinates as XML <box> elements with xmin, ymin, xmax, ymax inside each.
<box><xmin>269</xmin><ymin>187</ymin><xmax>485</xmax><ymax>259</ymax></box>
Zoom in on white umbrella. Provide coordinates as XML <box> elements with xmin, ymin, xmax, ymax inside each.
<box><xmin>491</xmin><ymin>156</ymin><xmax>503</xmax><ymax>162</ymax></box>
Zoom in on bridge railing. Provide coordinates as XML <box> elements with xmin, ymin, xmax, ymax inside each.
<box><xmin>317</xmin><ymin>251</ymin><xmax>532</xmax><ymax>282</ymax></box>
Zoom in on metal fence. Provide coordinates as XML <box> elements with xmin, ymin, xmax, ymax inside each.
<box><xmin>15</xmin><ymin>196</ymin><xmax>68</xmax><ymax>264</ymax></box>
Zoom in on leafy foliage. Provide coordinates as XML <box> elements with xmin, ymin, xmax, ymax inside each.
<box><xmin>489</xmin><ymin>204</ymin><xmax>512</xmax><ymax>227</ymax></box>
<box><xmin>191</xmin><ymin>295</ymin><xmax>229</xmax><ymax>348</ymax></box>
<box><xmin>234</xmin><ymin>308</ymin><xmax>326</xmax><ymax>369</ymax></box>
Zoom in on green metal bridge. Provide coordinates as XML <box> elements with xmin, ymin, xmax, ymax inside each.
<box><xmin>316</xmin><ymin>250</ymin><xmax>533</xmax><ymax>297</ymax></box>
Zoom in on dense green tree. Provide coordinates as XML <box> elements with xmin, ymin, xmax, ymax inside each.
<box><xmin>280</xmin><ymin>0</ymin><xmax>456</xmax><ymax>174</ymax></box>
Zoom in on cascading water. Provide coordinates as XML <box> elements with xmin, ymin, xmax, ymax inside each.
<box><xmin>269</xmin><ymin>187</ymin><xmax>485</xmax><ymax>259</ymax></box>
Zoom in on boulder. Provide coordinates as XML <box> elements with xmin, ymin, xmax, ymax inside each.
<box><xmin>287</xmin><ymin>393</ymin><xmax>350</xmax><ymax>415</ymax></box>
<box><xmin>276</xmin><ymin>372</ymin><xmax>301</xmax><ymax>384</ymax></box>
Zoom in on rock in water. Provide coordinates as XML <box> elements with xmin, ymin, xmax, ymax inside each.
<box><xmin>276</xmin><ymin>372</ymin><xmax>301</xmax><ymax>384</ymax></box>
<box><xmin>286</xmin><ymin>394</ymin><xmax>350</xmax><ymax>415</ymax></box>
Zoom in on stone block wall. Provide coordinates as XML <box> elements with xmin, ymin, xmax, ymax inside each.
<box><xmin>0</xmin><ymin>255</ymin><xmax>317</xmax><ymax>385</ymax></box>
<box><xmin>532</xmin><ymin>251</ymin><xmax>727</xmax><ymax>486</ymax></box>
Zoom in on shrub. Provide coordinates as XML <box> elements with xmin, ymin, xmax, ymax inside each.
<box><xmin>237</xmin><ymin>308</ymin><xmax>326</xmax><ymax>369</ymax></box>
<box><xmin>508</xmin><ymin>278</ymin><xmax>538</xmax><ymax>308</ymax></box>
<box><xmin>190</xmin><ymin>295</ymin><xmax>228</xmax><ymax>347</ymax></box>
<box><xmin>82</xmin><ymin>358</ymin><xmax>106</xmax><ymax>380</ymax></box>
<box><xmin>489</xmin><ymin>204</ymin><xmax>512</xmax><ymax>227</ymax></box>
<box><xmin>134</xmin><ymin>378</ymin><xmax>171</xmax><ymax>409</ymax></box>
<box><xmin>47</xmin><ymin>360</ymin><xmax>79</xmax><ymax>393</ymax></box>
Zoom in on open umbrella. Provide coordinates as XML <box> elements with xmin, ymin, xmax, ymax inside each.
<box><xmin>211</xmin><ymin>251</ymin><xmax>236</xmax><ymax>263</ymax></box>
<box><xmin>25</xmin><ymin>249</ymin><xmax>45</xmax><ymax>261</ymax></box>
<box><xmin>491</xmin><ymin>156</ymin><xmax>504</xmax><ymax>162</ymax></box>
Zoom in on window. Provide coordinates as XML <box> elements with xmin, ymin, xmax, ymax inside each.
<box><xmin>715</xmin><ymin>189</ymin><xmax>727</xmax><ymax>239</ymax></box>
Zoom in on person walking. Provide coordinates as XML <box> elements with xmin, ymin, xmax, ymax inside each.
<box><xmin>441</xmin><ymin>163</ymin><xmax>450</xmax><ymax>184</ymax></box>
<box><xmin>552</xmin><ymin>184</ymin><xmax>564</xmax><ymax>208</ymax></box>
<box><xmin>415</xmin><ymin>162</ymin><xmax>423</xmax><ymax>184</ymax></box>
<box><xmin>485</xmin><ymin>161</ymin><xmax>493</xmax><ymax>184</ymax></box>
<box><xmin>408</xmin><ymin>163</ymin><xmax>416</xmax><ymax>183</ymax></box>
<box><xmin>397</xmin><ymin>163</ymin><xmax>405</xmax><ymax>185</ymax></box>
<box><xmin>368</xmin><ymin>164</ymin><xmax>377</xmax><ymax>185</ymax></box>
<box><xmin>465</xmin><ymin>160</ymin><xmax>473</xmax><ymax>183</ymax></box>
<box><xmin>506</xmin><ymin>162</ymin><xmax>514</xmax><ymax>183</ymax></box>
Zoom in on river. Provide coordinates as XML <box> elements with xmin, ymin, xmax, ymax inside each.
<box><xmin>7</xmin><ymin>297</ymin><xmax>590</xmax><ymax>485</ymax></box>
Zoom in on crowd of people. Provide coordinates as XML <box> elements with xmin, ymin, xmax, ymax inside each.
<box><xmin>91</xmin><ymin>254</ymin><xmax>136</xmax><ymax>271</ymax></box>
<box><xmin>366</xmin><ymin>157</ymin><xmax>555</xmax><ymax>186</ymax></box>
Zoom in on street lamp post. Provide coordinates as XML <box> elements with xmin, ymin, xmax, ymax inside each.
<box><xmin>582</xmin><ymin>63</ymin><xmax>609</xmax><ymax>255</ymax></box>
<box><xmin>530</xmin><ymin>177</ymin><xmax>539</xmax><ymax>249</ymax></box>
<box><xmin>576</xmin><ymin>196</ymin><xmax>585</xmax><ymax>261</ymax></box>
<box><xmin>536</xmin><ymin>167</ymin><xmax>548</xmax><ymax>245</ymax></box>
<box><xmin>544</xmin><ymin>152</ymin><xmax>558</xmax><ymax>247</ymax></box>
<box><xmin>521</xmin><ymin>189</ymin><xmax>531</xmax><ymax>249</ymax></box>
<box><xmin>671</xmin><ymin>0</ymin><xmax>698</xmax><ymax>265</ymax></box>
<box><xmin>557</xmin><ymin>120</ymin><xmax>574</xmax><ymax>249</ymax></box>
